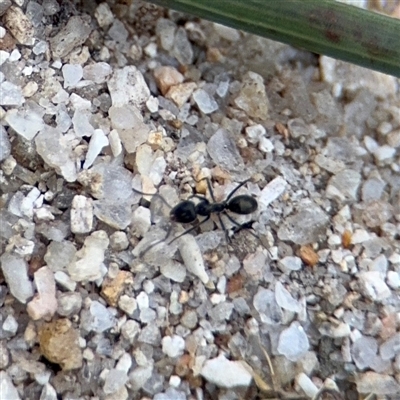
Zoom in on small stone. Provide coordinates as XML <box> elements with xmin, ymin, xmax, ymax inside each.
<box><xmin>374</xmin><ymin>145</ymin><xmax>396</xmax><ymax>162</ymax></box>
<box><xmin>72</xmin><ymin>108</ymin><xmax>95</xmax><ymax>137</ymax></box>
<box><xmin>70</xmin><ymin>195</ymin><xmax>93</xmax><ymax>234</ymax></box>
<box><xmin>109</xmin><ymin>231</ymin><xmax>129</xmax><ymax>251</ymax></box>
<box><xmin>358</xmin><ymin>271</ymin><xmax>391</xmax><ymax>302</ymax></box>
<box><xmin>275</xmin><ymin>281</ymin><xmax>301</xmax><ymax>312</ymax></box>
<box><xmin>259</xmin><ymin>176</ymin><xmax>287</xmax><ymax>209</ymax></box>
<box><xmin>192</xmin><ymin>89</ymin><xmax>218</xmax><ymax>114</ymax></box>
<box><xmin>154</xmin><ymin>66</ymin><xmax>184</xmax><ymax>95</ymax></box>
<box><xmin>295</xmin><ymin>373</ymin><xmax>318</xmax><ymax>398</ymax></box>
<box><xmin>361</xmin><ymin>177</ymin><xmax>386</xmax><ymax>201</ymax></box>
<box><xmin>38</xmin><ymin>319</ymin><xmax>82</xmax><ymax>370</ymax></box>
<box><xmin>0</xmin><ymin>81</ymin><xmax>25</xmax><ymax>106</ymax></box>
<box><xmin>178</xmin><ymin>235</ymin><xmax>209</xmax><ymax>285</ymax></box>
<box><xmin>27</xmin><ymin>267</ymin><xmax>58</xmax><ymax>320</ymax></box>
<box><xmin>356</xmin><ymin>372</ymin><xmax>400</xmax><ymax>395</ymax></box>
<box><xmin>80</xmin><ymin>300</ymin><xmax>115</xmax><ymax>333</ymax></box>
<box><xmin>351</xmin><ymin>336</ymin><xmax>378</xmax><ymax>369</ymax></box>
<box><xmin>245</xmin><ymin>124</ymin><xmax>265</xmax><ymax>144</ymax></box>
<box><xmin>121</xmin><ymin>319</ymin><xmax>140</xmax><ymax>342</ymax></box>
<box><xmin>201</xmin><ymin>354</ymin><xmax>252</xmax><ymax>388</ymax></box>
<box><xmin>54</xmin><ymin>271</ymin><xmax>76</xmax><ymax>292</ymax></box>
<box><xmin>57</xmin><ymin>292</ymin><xmax>82</xmax><ymax>317</ymax></box>
<box><xmin>380</xmin><ymin>333</ymin><xmax>400</xmax><ymax>360</ymax></box>
<box><xmin>103</xmin><ymin>369</ymin><xmax>128</xmax><ymax>395</ymax></box>
<box><xmin>253</xmin><ymin>288</ymin><xmax>282</xmax><ymax>325</ymax></box>
<box><xmin>361</xmin><ymin>200</ymin><xmax>393</xmax><ymax>228</ymax></box>
<box><xmin>0</xmin><ymin>253</ymin><xmax>33</xmax><ymax>303</ymax></box>
<box><xmin>2</xmin><ymin>314</ymin><xmax>18</xmax><ymax>336</ymax></box>
<box><xmin>180</xmin><ymin>310</ymin><xmax>198</xmax><ymax>329</ymax></box>
<box><xmin>35</xmin><ymin>125</ymin><xmax>77</xmax><ymax>182</ymax></box>
<box><xmin>207</xmin><ymin>128</ymin><xmax>244</xmax><ymax>172</ymax></box>
<box><xmin>160</xmin><ymin>261</ymin><xmax>187</xmax><ymax>283</ymax></box>
<box><xmin>299</xmin><ymin>245</ymin><xmax>319</xmax><ymax>267</ymax></box>
<box><xmin>109</xmin><ymin>105</ymin><xmax>150</xmax><ymax>153</ymax></box>
<box><xmin>62</xmin><ymin>63</ymin><xmax>83</xmax><ymax>88</ymax></box>
<box><xmin>387</xmin><ymin>271</ymin><xmax>400</xmax><ymax>289</ymax></box>
<box><xmin>101</xmin><ymin>271</ymin><xmax>134</xmax><ymax>307</ymax></box>
<box><xmin>0</xmin><ymin>371</ymin><xmax>21</xmax><ymax>400</ymax></box>
<box><xmin>83</xmin><ymin>129</ymin><xmax>109</xmax><ymax>169</ymax></box>
<box><xmin>138</xmin><ymin>324</ymin><xmax>161</xmax><ymax>346</ymax></box>
<box><xmin>50</xmin><ymin>16</ymin><xmax>91</xmax><ymax>58</ymax></box>
<box><xmin>387</xmin><ymin>129</ymin><xmax>400</xmax><ymax>148</ymax></box>
<box><xmin>277</xmin><ymin>322</ymin><xmax>309</xmax><ymax>361</ymax></box>
<box><xmin>39</xmin><ymin>384</ymin><xmax>57</xmax><ymax>400</ymax></box>
<box><xmin>68</xmin><ymin>230</ymin><xmax>109</xmax><ymax>282</ymax></box>
<box><xmin>107</xmin><ymin>66</ymin><xmax>150</xmax><ymax>108</ymax></box>
<box><xmin>109</xmin><ymin>129</ymin><xmax>122</xmax><ymax>157</ymax></box>
<box><xmin>277</xmin><ymin>203</ymin><xmax>329</xmax><ymax>245</ymax></box>
<box><xmin>5</xmin><ymin>108</ymin><xmax>44</xmax><ymax>140</ymax></box>
<box><xmin>94</xmin><ymin>3</ymin><xmax>114</xmax><ymax>27</ymax></box>
<box><xmin>166</xmin><ymin>82</ymin><xmax>197</xmax><ymax>108</ymax></box>
<box><xmin>4</xmin><ymin>6</ymin><xmax>34</xmax><ymax>45</ymax></box>
<box><xmin>108</xmin><ymin>19</ymin><xmax>128</xmax><ymax>43</ymax></box>
<box><xmin>327</xmin><ymin>169</ymin><xmax>361</xmax><ymax>201</ymax></box>
<box><xmin>44</xmin><ymin>241</ymin><xmax>76</xmax><ymax>272</ymax></box>
<box><xmin>351</xmin><ymin>229</ymin><xmax>370</xmax><ymax>244</ymax></box>
<box><xmin>83</xmin><ymin>62</ymin><xmax>112</xmax><ymax>84</ymax></box>
<box><xmin>0</xmin><ymin>126</ymin><xmax>11</xmax><ymax>162</ymax></box>
<box><xmin>234</xmin><ymin>71</ymin><xmax>269</xmax><ymax>120</ymax></box>
<box><xmin>172</xmin><ymin>27</ymin><xmax>193</xmax><ymax>65</ymax></box>
<box><xmin>278</xmin><ymin>256</ymin><xmax>302</xmax><ymax>273</ymax></box>
<box><xmin>156</xmin><ymin>18</ymin><xmax>176</xmax><ymax>51</ymax></box>
<box><xmin>162</xmin><ymin>335</ymin><xmax>185</xmax><ymax>358</ymax></box>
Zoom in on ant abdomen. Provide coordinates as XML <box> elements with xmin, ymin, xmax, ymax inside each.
<box><xmin>228</xmin><ymin>195</ymin><xmax>257</xmax><ymax>215</ymax></box>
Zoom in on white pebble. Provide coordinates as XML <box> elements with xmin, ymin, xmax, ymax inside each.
<box><xmin>178</xmin><ymin>235</ymin><xmax>209</xmax><ymax>284</ymax></box>
<box><xmin>201</xmin><ymin>354</ymin><xmax>252</xmax><ymax>388</ymax></box>
<box><xmin>295</xmin><ymin>373</ymin><xmax>318</xmax><ymax>398</ymax></box>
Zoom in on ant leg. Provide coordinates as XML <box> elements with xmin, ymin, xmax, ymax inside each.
<box><xmin>138</xmin><ymin>225</ymin><xmax>173</xmax><ymax>258</ymax></box>
<box><xmin>224</xmin><ymin>212</ymin><xmax>272</xmax><ymax>257</ymax></box>
<box><xmin>214</xmin><ymin>213</ymin><xmax>231</xmax><ymax>243</ymax></box>
<box><xmin>132</xmin><ymin>187</ymin><xmax>173</xmax><ymax>209</ymax></box>
<box><xmin>188</xmin><ymin>194</ymin><xmax>207</xmax><ymax>202</ymax></box>
<box><xmin>225</xmin><ymin>179</ymin><xmax>251</xmax><ymax>202</ymax></box>
<box><xmin>195</xmin><ymin>177</ymin><xmax>217</xmax><ymax>202</ymax></box>
<box><xmin>168</xmin><ymin>216</ymin><xmax>210</xmax><ymax>244</ymax></box>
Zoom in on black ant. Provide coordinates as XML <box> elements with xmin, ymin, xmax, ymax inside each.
<box><xmin>133</xmin><ymin>178</ymin><xmax>264</xmax><ymax>255</ymax></box>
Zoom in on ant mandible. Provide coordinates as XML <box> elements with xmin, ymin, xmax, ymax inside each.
<box><xmin>133</xmin><ymin>177</ymin><xmax>261</xmax><ymax>253</ymax></box>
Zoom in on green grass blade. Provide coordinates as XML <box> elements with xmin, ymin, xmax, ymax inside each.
<box><xmin>146</xmin><ymin>0</ymin><xmax>400</xmax><ymax>78</ymax></box>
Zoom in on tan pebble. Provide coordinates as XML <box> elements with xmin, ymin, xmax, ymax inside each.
<box><xmin>153</xmin><ymin>66</ymin><xmax>184</xmax><ymax>95</ymax></box>
<box><xmin>22</xmin><ymin>81</ymin><xmax>38</xmax><ymax>97</ymax></box>
<box><xmin>147</xmin><ymin>130</ymin><xmax>164</xmax><ymax>148</ymax></box>
<box><xmin>206</xmin><ymin>47</ymin><xmax>224</xmax><ymax>63</ymax></box>
<box><xmin>166</xmin><ymin>82</ymin><xmax>197</xmax><ymax>108</ymax></box>
<box><xmin>4</xmin><ymin>6</ymin><xmax>35</xmax><ymax>46</ymax></box>
<box><xmin>179</xmin><ymin>290</ymin><xmax>189</xmax><ymax>304</ymax></box>
<box><xmin>101</xmin><ymin>270</ymin><xmax>134</xmax><ymax>307</ymax></box>
<box><xmin>38</xmin><ymin>319</ymin><xmax>82</xmax><ymax>370</ymax></box>
<box><xmin>299</xmin><ymin>245</ymin><xmax>319</xmax><ymax>267</ymax></box>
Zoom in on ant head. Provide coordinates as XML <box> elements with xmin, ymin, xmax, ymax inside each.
<box><xmin>170</xmin><ymin>200</ymin><xmax>197</xmax><ymax>224</ymax></box>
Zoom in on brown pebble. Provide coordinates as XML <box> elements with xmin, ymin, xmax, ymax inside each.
<box><xmin>227</xmin><ymin>274</ymin><xmax>245</xmax><ymax>294</ymax></box>
<box><xmin>341</xmin><ymin>230</ymin><xmax>352</xmax><ymax>249</ymax></box>
<box><xmin>299</xmin><ymin>245</ymin><xmax>319</xmax><ymax>267</ymax></box>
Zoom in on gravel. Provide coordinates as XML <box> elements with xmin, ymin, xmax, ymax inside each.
<box><xmin>0</xmin><ymin>1</ymin><xmax>399</xmax><ymax>399</ymax></box>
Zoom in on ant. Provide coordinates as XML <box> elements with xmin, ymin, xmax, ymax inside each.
<box><xmin>132</xmin><ymin>178</ymin><xmax>264</xmax><ymax>255</ymax></box>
